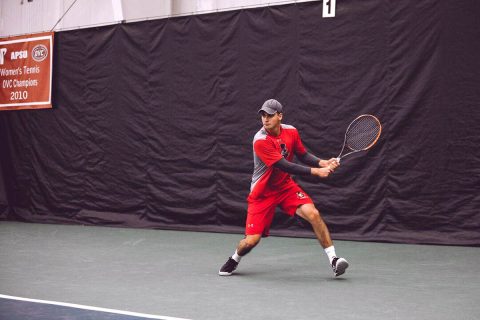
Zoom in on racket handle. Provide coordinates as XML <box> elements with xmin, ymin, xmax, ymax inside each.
<box><xmin>336</xmin><ymin>157</ymin><xmax>341</xmax><ymax>164</ymax></box>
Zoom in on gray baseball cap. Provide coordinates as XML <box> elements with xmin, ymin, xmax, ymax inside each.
<box><xmin>258</xmin><ymin>99</ymin><xmax>283</xmax><ymax>115</ymax></box>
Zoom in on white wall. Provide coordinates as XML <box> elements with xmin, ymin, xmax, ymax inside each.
<box><xmin>0</xmin><ymin>0</ymin><xmax>316</xmax><ymax>37</ymax></box>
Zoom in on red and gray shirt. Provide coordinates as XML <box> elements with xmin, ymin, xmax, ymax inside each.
<box><xmin>249</xmin><ymin>124</ymin><xmax>307</xmax><ymax>199</ymax></box>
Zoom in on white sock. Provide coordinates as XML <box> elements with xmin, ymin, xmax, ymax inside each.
<box><xmin>324</xmin><ymin>246</ymin><xmax>336</xmax><ymax>264</ymax></box>
<box><xmin>232</xmin><ymin>250</ymin><xmax>242</xmax><ymax>262</ymax></box>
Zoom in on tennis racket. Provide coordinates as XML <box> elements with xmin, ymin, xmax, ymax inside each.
<box><xmin>336</xmin><ymin>114</ymin><xmax>382</xmax><ymax>163</ymax></box>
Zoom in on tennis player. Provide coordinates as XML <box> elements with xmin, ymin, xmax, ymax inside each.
<box><xmin>219</xmin><ymin>99</ymin><xmax>349</xmax><ymax>277</ymax></box>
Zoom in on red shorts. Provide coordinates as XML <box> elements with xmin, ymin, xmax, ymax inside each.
<box><xmin>246</xmin><ymin>182</ymin><xmax>313</xmax><ymax>237</ymax></box>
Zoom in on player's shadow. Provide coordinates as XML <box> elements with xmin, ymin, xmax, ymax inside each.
<box><xmin>233</xmin><ymin>269</ymin><xmax>350</xmax><ymax>283</ymax></box>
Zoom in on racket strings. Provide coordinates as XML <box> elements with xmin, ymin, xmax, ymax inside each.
<box><xmin>345</xmin><ymin>116</ymin><xmax>381</xmax><ymax>151</ymax></box>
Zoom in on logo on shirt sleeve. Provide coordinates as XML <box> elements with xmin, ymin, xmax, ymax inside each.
<box><xmin>296</xmin><ymin>192</ymin><xmax>307</xmax><ymax>199</ymax></box>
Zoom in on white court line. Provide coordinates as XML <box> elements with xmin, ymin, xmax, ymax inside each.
<box><xmin>0</xmin><ymin>294</ymin><xmax>191</xmax><ymax>320</ymax></box>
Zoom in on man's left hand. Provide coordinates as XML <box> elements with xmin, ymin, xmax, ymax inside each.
<box><xmin>319</xmin><ymin>158</ymin><xmax>340</xmax><ymax>170</ymax></box>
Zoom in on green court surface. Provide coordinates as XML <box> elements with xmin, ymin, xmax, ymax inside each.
<box><xmin>0</xmin><ymin>221</ymin><xmax>479</xmax><ymax>320</ymax></box>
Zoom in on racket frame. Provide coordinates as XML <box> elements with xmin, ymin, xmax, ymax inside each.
<box><xmin>336</xmin><ymin>114</ymin><xmax>382</xmax><ymax>163</ymax></box>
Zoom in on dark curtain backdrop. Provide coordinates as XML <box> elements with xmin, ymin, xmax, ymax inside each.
<box><xmin>0</xmin><ymin>159</ymin><xmax>7</xmax><ymax>216</ymax></box>
<box><xmin>0</xmin><ymin>0</ymin><xmax>479</xmax><ymax>245</ymax></box>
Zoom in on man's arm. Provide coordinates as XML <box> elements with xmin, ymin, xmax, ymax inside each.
<box><xmin>298</xmin><ymin>151</ymin><xmax>340</xmax><ymax>169</ymax></box>
<box><xmin>293</xmin><ymin>129</ymin><xmax>338</xmax><ymax>168</ymax></box>
<box><xmin>297</xmin><ymin>151</ymin><xmax>321</xmax><ymax>167</ymax></box>
<box><xmin>273</xmin><ymin>158</ymin><xmax>333</xmax><ymax>178</ymax></box>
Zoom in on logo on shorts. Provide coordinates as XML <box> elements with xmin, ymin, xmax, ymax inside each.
<box><xmin>296</xmin><ymin>192</ymin><xmax>307</xmax><ymax>199</ymax></box>
<box><xmin>247</xmin><ymin>223</ymin><xmax>254</xmax><ymax>228</ymax></box>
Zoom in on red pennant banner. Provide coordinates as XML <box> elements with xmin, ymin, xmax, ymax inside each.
<box><xmin>0</xmin><ymin>32</ymin><xmax>54</xmax><ymax>111</ymax></box>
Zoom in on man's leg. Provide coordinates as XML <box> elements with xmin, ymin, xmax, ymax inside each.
<box><xmin>296</xmin><ymin>203</ymin><xmax>332</xmax><ymax>248</ymax></box>
<box><xmin>219</xmin><ymin>234</ymin><xmax>261</xmax><ymax>276</ymax></box>
<box><xmin>296</xmin><ymin>203</ymin><xmax>349</xmax><ymax>277</ymax></box>
<box><xmin>219</xmin><ymin>195</ymin><xmax>275</xmax><ymax>276</ymax></box>
<box><xmin>237</xmin><ymin>234</ymin><xmax>262</xmax><ymax>256</ymax></box>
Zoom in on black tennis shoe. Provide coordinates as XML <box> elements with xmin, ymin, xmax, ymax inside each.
<box><xmin>219</xmin><ymin>257</ymin><xmax>239</xmax><ymax>276</ymax></box>
<box><xmin>331</xmin><ymin>257</ymin><xmax>349</xmax><ymax>277</ymax></box>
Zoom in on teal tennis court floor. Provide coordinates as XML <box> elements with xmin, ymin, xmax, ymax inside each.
<box><xmin>0</xmin><ymin>221</ymin><xmax>479</xmax><ymax>320</ymax></box>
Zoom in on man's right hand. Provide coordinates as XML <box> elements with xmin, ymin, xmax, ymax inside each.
<box><xmin>311</xmin><ymin>167</ymin><xmax>333</xmax><ymax>178</ymax></box>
